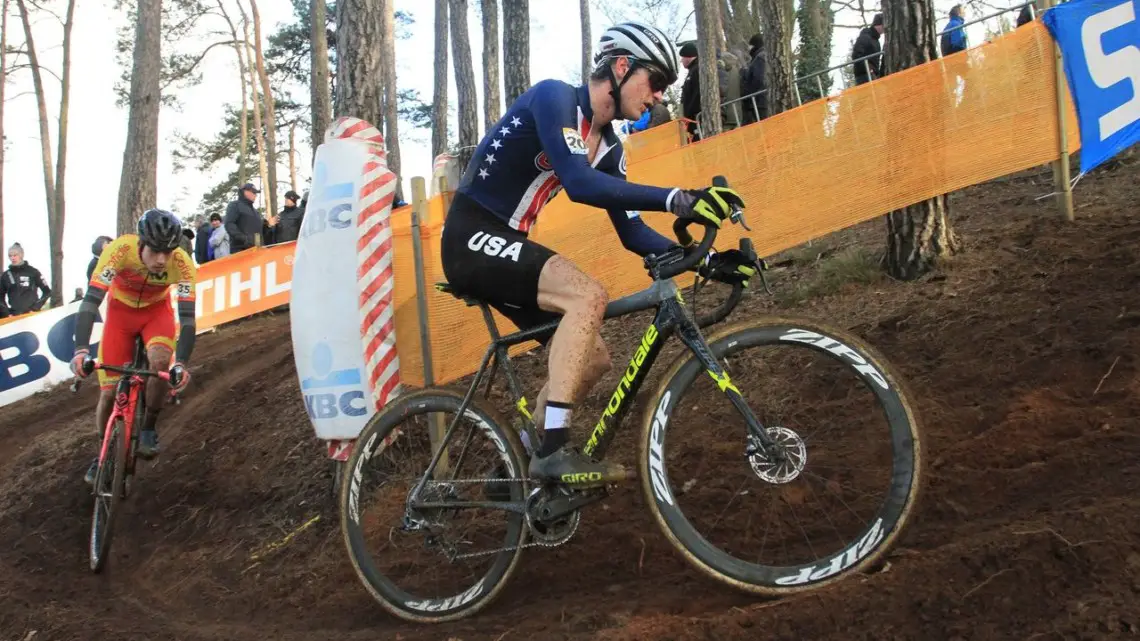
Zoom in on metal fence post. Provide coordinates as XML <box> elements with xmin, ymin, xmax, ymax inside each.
<box><xmin>411</xmin><ymin>176</ymin><xmax>449</xmax><ymax>474</ymax></box>
<box><xmin>1044</xmin><ymin>0</ymin><xmax>1075</xmax><ymax>221</ymax></box>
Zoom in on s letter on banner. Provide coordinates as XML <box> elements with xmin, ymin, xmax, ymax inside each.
<box><xmin>1044</xmin><ymin>0</ymin><xmax>1140</xmax><ymax>172</ymax></box>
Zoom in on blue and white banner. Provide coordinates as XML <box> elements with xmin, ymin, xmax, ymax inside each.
<box><xmin>1044</xmin><ymin>0</ymin><xmax>1140</xmax><ymax>172</ymax></box>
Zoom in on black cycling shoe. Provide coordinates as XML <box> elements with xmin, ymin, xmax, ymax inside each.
<box><xmin>528</xmin><ymin>445</ymin><xmax>634</xmax><ymax>487</ymax></box>
<box><xmin>137</xmin><ymin>429</ymin><xmax>160</xmax><ymax>460</ymax></box>
<box><xmin>84</xmin><ymin>458</ymin><xmax>98</xmax><ymax>486</ymax></box>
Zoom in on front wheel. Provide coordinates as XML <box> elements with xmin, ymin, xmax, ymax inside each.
<box><xmin>90</xmin><ymin>418</ymin><xmax>128</xmax><ymax>573</ymax></box>
<box><xmin>639</xmin><ymin>316</ymin><xmax>923</xmax><ymax>595</ymax></box>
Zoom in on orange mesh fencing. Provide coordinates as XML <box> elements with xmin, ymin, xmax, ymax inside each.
<box><xmin>390</xmin><ymin>21</ymin><xmax>1082</xmax><ymax>387</ymax></box>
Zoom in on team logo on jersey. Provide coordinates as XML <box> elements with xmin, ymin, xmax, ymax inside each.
<box><xmin>535</xmin><ymin>151</ymin><xmax>553</xmax><ymax>171</ymax></box>
<box><xmin>619</xmin><ymin>152</ymin><xmax>627</xmax><ymax>176</ymax></box>
<box><xmin>562</xmin><ymin>128</ymin><xmax>588</xmax><ymax>155</ymax></box>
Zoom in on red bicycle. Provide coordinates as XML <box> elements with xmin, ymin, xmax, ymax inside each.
<box><xmin>72</xmin><ymin>338</ymin><xmax>171</xmax><ymax>573</ymax></box>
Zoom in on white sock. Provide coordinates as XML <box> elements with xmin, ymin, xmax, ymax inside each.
<box><xmin>544</xmin><ymin>402</ymin><xmax>573</xmax><ymax>432</ymax></box>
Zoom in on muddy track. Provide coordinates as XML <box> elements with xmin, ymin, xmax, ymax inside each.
<box><xmin>2</xmin><ymin>164</ymin><xmax>1139</xmax><ymax>640</ymax></box>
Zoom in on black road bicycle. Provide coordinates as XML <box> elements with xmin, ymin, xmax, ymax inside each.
<box><xmin>339</xmin><ymin>177</ymin><xmax>924</xmax><ymax>623</ymax></box>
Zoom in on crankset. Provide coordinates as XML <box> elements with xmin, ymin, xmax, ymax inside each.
<box><xmin>524</xmin><ymin>486</ymin><xmax>607</xmax><ymax>545</ymax></box>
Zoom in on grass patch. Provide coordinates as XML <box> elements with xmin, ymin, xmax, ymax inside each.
<box><xmin>776</xmin><ymin>246</ymin><xmax>884</xmax><ymax>306</ymax></box>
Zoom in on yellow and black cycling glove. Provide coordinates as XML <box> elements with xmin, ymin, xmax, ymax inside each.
<box><xmin>669</xmin><ymin>185</ymin><xmax>746</xmax><ymax>228</ymax></box>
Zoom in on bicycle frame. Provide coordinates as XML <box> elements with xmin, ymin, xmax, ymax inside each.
<box><xmin>95</xmin><ymin>373</ymin><xmax>144</xmax><ymax>469</ymax></box>
<box><xmin>410</xmin><ymin>277</ymin><xmax>777</xmax><ymax>508</ymax></box>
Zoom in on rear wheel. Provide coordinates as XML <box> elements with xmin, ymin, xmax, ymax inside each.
<box><xmin>639</xmin><ymin>316</ymin><xmax>923</xmax><ymax>595</ymax></box>
<box><xmin>90</xmin><ymin>418</ymin><xmax>128</xmax><ymax>573</ymax></box>
<box><xmin>339</xmin><ymin>388</ymin><xmax>528</xmax><ymax>623</ymax></box>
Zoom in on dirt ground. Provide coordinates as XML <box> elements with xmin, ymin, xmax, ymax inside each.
<box><xmin>3</xmin><ymin>160</ymin><xmax>1140</xmax><ymax>641</ymax></box>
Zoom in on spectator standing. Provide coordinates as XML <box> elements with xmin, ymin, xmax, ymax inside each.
<box><xmin>86</xmin><ymin>235</ymin><xmax>113</xmax><ymax>282</ymax></box>
<box><xmin>274</xmin><ymin>190</ymin><xmax>306</xmax><ymax>244</ymax></box>
<box><xmin>209</xmin><ymin>213</ymin><xmax>231</xmax><ymax>259</ymax></box>
<box><xmin>72</xmin><ymin>287</ymin><xmax>84</xmax><ymax>302</ymax></box>
<box><xmin>0</xmin><ymin>243</ymin><xmax>51</xmax><ymax>317</ymax></box>
<box><xmin>741</xmin><ymin>33</ymin><xmax>769</xmax><ymax>124</ymax></box>
<box><xmin>940</xmin><ymin>5</ymin><xmax>968</xmax><ymax>57</ymax></box>
<box><xmin>679</xmin><ymin>42</ymin><xmax>702</xmax><ymax>140</ymax></box>
<box><xmin>852</xmin><ymin>13</ymin><xmax>885</xmax><ymax>86</ymax></box>
<box><xmin>223</xmin><ymin>183</ymin><xmax>277</xmax><ymax>253</ymax></box>
<box><xmin>195</xmin><ymin>216</ymin><xmax>213</xmax><ymax>264</ymax></box>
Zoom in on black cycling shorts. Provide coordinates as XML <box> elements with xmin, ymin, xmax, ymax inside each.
<box><xmin>440</xmin><ymin>193</ymin><xmax>561</xmax><ymax>342</ymax></box>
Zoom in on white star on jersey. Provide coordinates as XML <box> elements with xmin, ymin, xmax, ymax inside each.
<box><xmin>485</xmin><ymin>153</ymin><xmax>496</xmax><ymax>164</ymax></box>
<box><xmin>510</xmin><ymin>116</ymin><xmax>522</xmax><ymax>127</ymax></box>
<box><xmin>491</xmin><ymin>139</ymin><xmax>503</xmax><ymax>150</ymax></box>
<box><xmin>479</xmin><ymin>168</ymin><xmax>490</xmax><ymax>179</ymax></box>
<box><xmin>499</xmin><ymin>126</ymin><xmax>511</xmax><ymax>136</ymax></box>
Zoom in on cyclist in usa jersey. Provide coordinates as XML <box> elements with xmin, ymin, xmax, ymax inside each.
<box><xmin>441</xmin><ymin>21</ymin><xmax>756</xmax><ymax>484</ymax></box>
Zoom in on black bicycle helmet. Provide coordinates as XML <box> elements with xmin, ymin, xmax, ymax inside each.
<box><xmin>137</xmin><ymin>208</ymin><xmax>184</xmax><ymax>252</ymax></box>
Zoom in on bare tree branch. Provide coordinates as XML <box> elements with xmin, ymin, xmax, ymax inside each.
<box><xmin>8</xmin><ymin>61</ymin><xmax>62</xmax><ymax>83</ymax></box>
<box><xmin>161</xmin><ymin>38</ymin><xmax>240</xmax><ymax>87</ymax></box>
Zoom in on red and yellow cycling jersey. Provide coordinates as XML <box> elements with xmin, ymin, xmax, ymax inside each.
<box><xmin>89</xmin><ymin>234</ymin><xmax>197</xmax><ymax>308</ymax></box>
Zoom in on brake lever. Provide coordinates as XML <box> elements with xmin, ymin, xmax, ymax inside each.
<box><xmin>730</xmin><ymin>206</ymin><xmax>752</xmax><ymax>232</ymax></box>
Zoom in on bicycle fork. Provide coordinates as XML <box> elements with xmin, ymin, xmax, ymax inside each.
<box><xmin>676</xmin><ymin>322</ymin><xmax>782</xmax><ymax>460</ymax></box>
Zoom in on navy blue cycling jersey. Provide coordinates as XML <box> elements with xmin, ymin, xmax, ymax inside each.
<box><xmin>455</xmin><ymin>79</ymin><xmax>679</xmax><ymax>256</ymax></box>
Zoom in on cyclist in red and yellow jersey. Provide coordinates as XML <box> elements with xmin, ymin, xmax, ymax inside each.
<box><xmin>70</xmin><ymin>209</ymin><xmax>198</xmax><ymax>485</ymax></box>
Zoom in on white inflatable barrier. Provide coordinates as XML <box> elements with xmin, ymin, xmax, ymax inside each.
<box><xmin>290</xmin><ymin>117</ymin><xmax>401</xmax><ymax>461</ymax></box>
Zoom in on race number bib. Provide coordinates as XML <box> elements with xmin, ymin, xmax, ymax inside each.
<box><xmin>562</xmin><ymin>128</ymin><xmax>588</xmax><ymax>155</ymax></box>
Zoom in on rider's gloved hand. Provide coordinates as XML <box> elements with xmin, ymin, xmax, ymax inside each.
<box><xmin>169</xmin><ymin>362</ymin><xmax>190</xmax><ymax>392</ymax></box>
<box><xmin>699</xmin><ymin>249</ymin><xmax>758</xmax><ymax>287</ymax></box>
<box><xmin>669</xmin><ymin>185</ymin><xmax>746</xmax><ymax>228</ymax></box>
<box><xmin>71</xmin><ymin>349</ymin><xmax>93</xmax><ymax>378</ymax></box>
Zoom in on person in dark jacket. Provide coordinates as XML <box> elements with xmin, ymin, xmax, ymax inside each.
<box><xmin>274</xmin><ymin>190</ymin><xmax>306</xmax><ymax>244</ymax></box>
<box><xmin>1</xmin><ymin>243</ymin><xmax>51</xmax><ymax>317</ymax></box>
<box><xmin>679</xmin><ymin>42</ymin><xmax>701</xmax><ymax>140</ymax></box>
<box><xmin>223</xmin><ymin>182</ymin><xmax>276</xmax><ymax>253</ymax></box>
<box><xmin>195</xmin><ymin>217</ymin><xmax>213</xmax><ymax>264</ymax></box>
<box><xmin>852</xmin><ymin>13</ymin><xmax>885</xmax><ymax>86</ymax></box>
<box><xmin>741</xmin><ymin>33</ymin><xmax>769</xmax><ymax>124</ymax></box>
<box><xmin>86</xmin><ymin>235</ymin><xmax>113</xmax><ymax>283</ymax></box>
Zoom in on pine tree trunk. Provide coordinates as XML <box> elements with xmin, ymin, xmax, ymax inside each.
<box><xmin>1</xmin><ymin>0</ymin><xmax>10</xmax><ymax>268</ymax></box>
<box><xmin>883</xmin><ymin>0</ymin><xmax>959</xmax><ymax>279</ymax></box>
<box><xmin>335</xmin><ymin>0</ymin><xmax>384</xmax><ymax>132</ymax></box>
<box><xmin>432</xmin><ymin>0</ymin><xmax>449</xmax><ymax>158</ymax></box>
<box><xmin>115</xmin><ymin>0</ymin><xmax>161</xmax><ymax>235</ymax></box>
<box><xmin>16</xmin><ymin>0</ymin><xmax>57</xmax><ymax>260</ymax></box>
<box><xmin>758</xmin><ymin>0</ymin><xmax>795</xmax><ymax>115</ymax></box>
<box><xmin>502</xmin><ymin>0</ymin><xmax>529</xmax><ymax>105</ymax></box>
<box><xmin>47</xmin><ymin>0</ymin><xmax>75</xmax><ymax>305</ymax></box>
<box><xmin>694</xmin><ymin>0</ymin><xmax>722</xmax><ymax>135</ymax></box>
<box><xmin>311</xmin><ymin>0</ymin><xmax>332</xmax><ymax>160</ymax></box>
<box><xmin>249</xmin><ymin>0</ymin><xmax>279</xmax><ymax>217</ymax></box>
<box><xmin>796</xmin><ymin>0</ymin><xmax>834</xmax><ymax>101</ymax></box>
<box><xmin>380</xmin><ymin>0</ymin><xmax>403</xmax><ymax>203</ymax></box>
<box><xmin>481</xmin><ymin>0</ymin><xmax>501</xmax><ymax>131</ymax></box>
<box><xmin>450</xmin><ymin>0</ymin><xmax>478</xmax><ymax>169</ymax></box>
<box><xmin>579</xmin><ymin>0</ymin><xmax>590</xmax><ymax>84</ymax></box>
<box><xmin>289</xmin><ymin>121</ymin><xmax>298</xmax><ymax>192</ymax></box>
<box><xmin>243</xmin><ymin>15</ymin><xmax>270</xmax><ymax>206</ymax></box>
<box><xmin>217</xmin><ymin>1</ymin><xmax>249</xmax><ymax>186</ymax></box>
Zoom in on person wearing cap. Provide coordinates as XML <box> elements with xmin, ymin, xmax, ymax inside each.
<box><xmin>223</xmin><ymin>182</ymin><xmax>276</xmax><ymax>253</ymax></box>
<box><xmin>852</xmin><ymin>13</ymin><xmax>885</xmax><ymax>86</ymax></box>
<box><xmin>678</xmin><ymin>41</ymin><xmax>702</xmax><ymax>140</ymax></box>
<box><xmin>0</xmin><ymin>242</ymin><xmax>51</xmax><ymax>317</ymax></box>
<box><xmin>275</xmin><ymin>189</ymin><xmax>306</xmax><ymax>244</ymax></box>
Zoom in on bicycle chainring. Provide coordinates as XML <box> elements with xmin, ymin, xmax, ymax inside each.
<box><xmin>524</xmin><ymin>487</ymin><xmax>582</xmax><ymax>546</ymax></box>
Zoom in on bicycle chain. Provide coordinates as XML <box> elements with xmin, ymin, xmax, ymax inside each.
<box><xmin>416</xmin><ymin>478</ymin><xmax>581</xmax><ymax>560</ymax></box>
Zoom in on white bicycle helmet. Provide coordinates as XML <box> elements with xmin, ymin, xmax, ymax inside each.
<box><xmin>594</xmin><ymin>21</ymin><xmax>680</xmax><ymax>85</ymax></box>
<box><xmin>593</xmin><ymin>21</ymin><xmax>680</xmax><ymax>120</ymax></box>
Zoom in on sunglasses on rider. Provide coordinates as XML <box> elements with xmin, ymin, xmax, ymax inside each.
<box><xmin>640</xmin><ymin>63</ymin><xmax>672</xmax><ymax>93</ymax></box>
